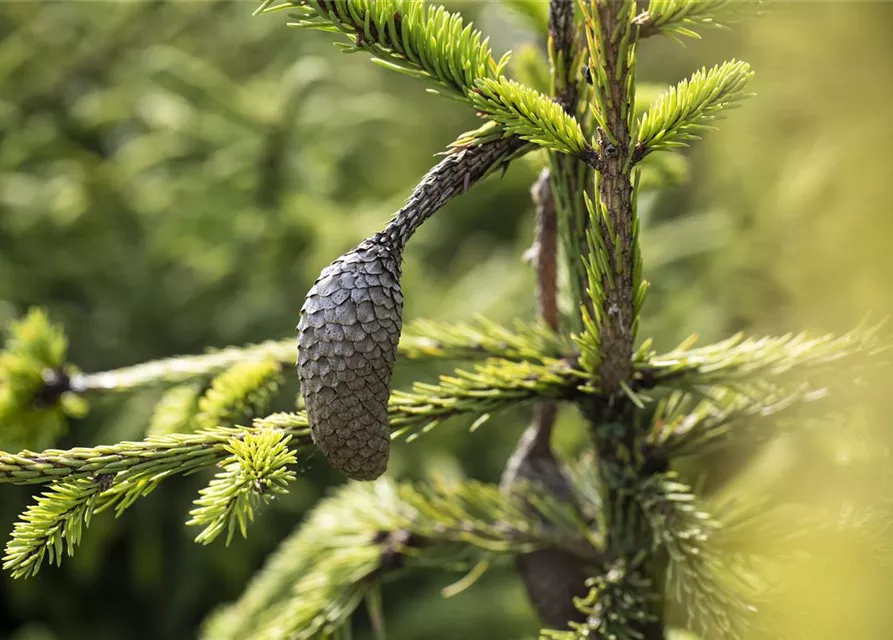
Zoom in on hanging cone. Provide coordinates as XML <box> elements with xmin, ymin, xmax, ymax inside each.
<box><xmin>501</xmin><ymin>404</ymin><xmax>590</xmax><ymax>628</ymax></box>
<box><xmin>297</xmin><ymin>136</ymin><xmax>524</xmax><ymax>481</ymax></box>
<box><xmin>297</xmin><ymin>239</ymin><xmax>403</xmax><ymax>480</ymax></box>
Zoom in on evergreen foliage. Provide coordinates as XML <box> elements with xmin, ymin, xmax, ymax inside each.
<box><xmin>637</xmin><ymin>1</ymin><xmax>761</xmax><ymax>40</ymax></box>
<box><xmin>0</xmin><ymin>1</ymin><xmax>889</xmax><ymax>639</ymax></box>
<box><xmin>262</xmin><ymin>0</ymin><xmax>510</xmax><ymax>103</ymax></box>
<box><xmin>634</xmin><ymin>61</ymin><xmax>754</xmax><ymax>161</ymax></box>
<box><xmin>0</xmin><ymin>309</ymin><xmax>86</xmax><ymax>452</ymax></box>
<box><xmin>202</xmin><ymin>476</ymin><xmax>596</xmax><ymax>640</ymax></box>
<box><xmin>147</xmin><ymin>384</ymin><xmax>202</xmax><ymax>437</ymax></box>
<box><xmin>188</xmin><ymin>430</ymin><xmax>297</xmax><ymax>545</ymax></box>
<box><xmin>469</xmin><ymin>77</ymin><xmax>593</xmax><ymax>159</ymax></box>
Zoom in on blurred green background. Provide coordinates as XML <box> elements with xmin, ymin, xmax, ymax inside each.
<box><xmin>1</xmin><ymin>2</ymin><xmax>892</xmax><ymax>639</ymax></box>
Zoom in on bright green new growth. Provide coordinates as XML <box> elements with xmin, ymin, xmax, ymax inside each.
<box><xmin>3</xmin><ymin>478</ymin><xmax>103</xmax><ymax>579</ymax></box>
<box><xmin>262</xmin><ymin>0</ymin><xmax>510</xmax><ymax>102</ymax></box>
<box><xmin>147</xmin><ymin>384</ymin><xmax>201</xmax><ymax>436</ymax></box>
<box><xmin>635</xmin><ymin>60</ymin><xmax>754</xmax><ymax>159</ymax></box>
<box><xmin>471</xmin><ymin>77</ymin><xmax>591</xmax><ymax>157</ymax></box>
<box><xmin>188</xmin><ymin>430</ymin><xmax>297</xmax><ymax>545</ymax></box>
<box><xmin>641</xmin><ymin>0</ymin><xmax>761</xmax><ymax>40</ymax></box>
<box><xmin>195</xmin><ymin>359</ymin><xmax>283</xmax><ymax>430</ymax></box>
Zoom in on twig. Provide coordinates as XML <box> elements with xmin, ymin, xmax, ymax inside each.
<box><xmin>632</xmin><ymin>11</ymin><xmax>661</xmax><ymax>39</ymax></box>
<box><xmin>549</xmin><ymin>0</ymin><xmax>579</xmax><ymax>113</ymax></box>
<box><xmin>530</xmin><ymin>170</ymin><xmax>561</xmax><ymax>334</ymax></box>
<box><xmin>376</xmin><ymin>135</ymin><xmax>528</xmax><ymax>248</ymax></box>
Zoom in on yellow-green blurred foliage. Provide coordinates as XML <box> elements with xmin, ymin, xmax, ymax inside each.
<box><xmin>1</xmin><ymin>2</ymin><xmax>892</xmax><ymax>639</ymax></box>
<box><xmin>642</xmin><ymin>4</ymin><xmax>893</xmax><ymax>638</ymax></box>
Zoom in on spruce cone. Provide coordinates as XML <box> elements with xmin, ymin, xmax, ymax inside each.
<box><xmin>297</xmin><ymin>239</ymin><xmax>403</xmax><ymax>481</ymax></box>
<box><xmin>297</xmin><ymin>137</ymin><xmax>524</xmax><ymax>480</ymax></box>
<box><xmin>501</xmin><ymin>405</ymin><xmax>590</xmax><ymax>629</ymax></box>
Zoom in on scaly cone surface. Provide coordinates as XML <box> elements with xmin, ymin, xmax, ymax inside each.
<box><xmin>298</xmin><ymin>239</ymin><xmax>404</xmax><ymax>480</ymax></box>
<box><xmin>297</xmin><ymin>137</ymin><xmax>525</xmax><ymax>480</ymax></box>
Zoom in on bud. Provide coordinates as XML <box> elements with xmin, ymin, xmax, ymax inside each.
<box><xmin>297</xmin><ymin>239</ymin><xmax>403</xmax><ymax>481</ymax></box>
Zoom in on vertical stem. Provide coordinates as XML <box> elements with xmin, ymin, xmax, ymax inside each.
<box><xmin>502</xmin><ymin>170</ymin><xmax>590</xmax><ymax>630</ymax></box>
<box><xmin>583</xmin><ymin>2</ymin><xmax>663</xmax><ymax>636</ymax></box>
<box><xmin>546</xmin><ymin>0</ymin><xmax>595</xmax><ymax>333</ymax></box>
<box><xmin>549</xmin><ymin>0</ymin><xmax>578</xmax><ymax>112</ymax></box>
<box><xmin>521</xmin><ymin>168</ymin><xmax>560</xmax><ymax>459</ymax></box>
<box><xmin>531</xmin><ymin>170</ymin><xmax>561</xmax><ymax>333</ymax></box>
<box><xmin>589</xmin><ymin>2</ymin><xmax>637</xmax><ymax>394</ymax></box>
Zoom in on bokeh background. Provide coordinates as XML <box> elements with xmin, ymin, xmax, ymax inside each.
<box><xmin>1</xmin><ymin>2</ymin><xmax>892</xmax><ymax>639</ymax></box>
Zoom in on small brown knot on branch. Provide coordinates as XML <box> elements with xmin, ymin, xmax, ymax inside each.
<box><xmin>371</xmin><ymin>528</ymin><xmax>427</xmax><ymax>577</ymax></box>
<box><xmin>96</xmin><ymin>473</ymin><xmax>115</xmax><ymax>492</ymax></box>
<box><xmin>33</xmin><ymin>368</ymin><xmax>80</xmax><ymax>408</ymax></box>
<box><xmin>579</xmin><ymin>145</ymin><xmax>604</xmax><ymax>172</ymax></box>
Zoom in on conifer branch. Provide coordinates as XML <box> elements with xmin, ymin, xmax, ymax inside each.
<box><xmin>634</xmin><ymin>1</ymin><xmax>762</xmax><ymax>41</ymax></box>
<box><xmin>188</xmin><ymin>430</ymin><xmax>297</xmax><ymax>545</ymax></box>
<box><xmin>405</xmin><ymin>317</ymin><xmax>570</xmax><ymax>363</ymax></box>
<box><xmin>0</xmin><ymin>420</ymin><xmax>309</xmax><ymax>578</ymax></box>
<box><xmin>73</xmin><ymin>318</ymin><xmax>566</xmax><ymax>395</ymax></box>
<box><xmin>0</xmin><ymin>422</ymin><xmax>305</xmax><ymax>488</ymax></box>
<box><xmin>389</xmin><ymin>355</ymin><xmax>589</xmax><ymax>440</ymax></box>
<box><xmin>637</xmin><ymin>473</ymin><xmax>759</xmax><ymax>640</ymax></box>
<box><xmin>470</xmin><ymin>77</ymin><xmax>600</xmax><ymax>166</ymax></box>
<box><xmin>2</xmin><ymin>429</ymin><xmax>299</xmax><ymax>577</ymax></box>
<box><xmin>580</xmin><ymin>0</ymin><xmax>643</xmax><ymax>392</ymax></box>
<box><xmin>258</xmin><ymin>0</ymin><xmax>509</xmax><ymax>103</ymax></box>
<box><xmin>204</xmin><ymin>477</ymin><xmax>600</xmax><ymax>640</ymax></box>
<box><xmin>646</xmin><ymin>383</ymin><xmax>829</xmax><ymax>458</ymax></box>
<box><xmin>0</xmin><ymin>349</ymin><xmax>593</xmax><ymax>578</ymax></box>
<box><xmin>3</xmin><ymin>478</ymin><xmax>104</xmax><ymax>579</ymax></box>
<box><xmin>194</xmin><ymin>359</ymin><xmax>283</xmax><ymax>431</ymax></box>
<box><xmin>640</xmin><ymin>323</ymin><xmax>888</xmax><ymax>390</ymax></box>
<box><xmin>633</xmin><ymin>61</ymin><xmax>754</xmax><ymax>162</ymax></box>
<box><xmin>1</xmin><ymin>357</ymin><xmax>590</xmax><ymax>487</ymax></box>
